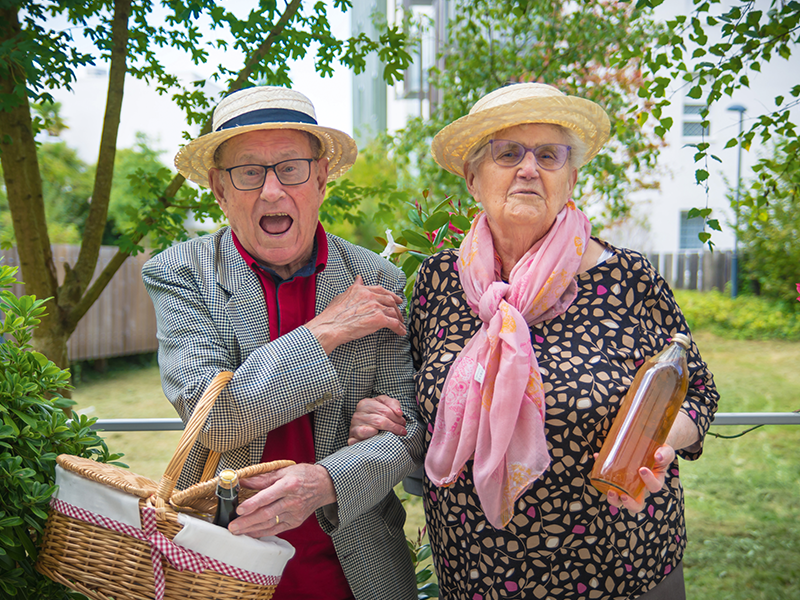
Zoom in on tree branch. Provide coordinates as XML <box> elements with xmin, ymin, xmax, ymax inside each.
<box><xmin>66</xmin><ymin>0</ymin><xmax>133</xmax><ymax>305</ymax></box>
<box><xmin>66</xmin><ymin>0</ymin><xmax>304</xmax><ymax>331</ymax></box>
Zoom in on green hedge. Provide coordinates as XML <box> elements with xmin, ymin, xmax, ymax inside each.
<box><xmin>675</xmin><ymin>289</ymin><xmax>800</xmax><ymax>341</ymax></box>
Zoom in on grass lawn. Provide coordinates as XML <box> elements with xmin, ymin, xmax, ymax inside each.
<box><xmin>71</xmin><ymin>331</ymin><xmax>799</xmax><ymax>598</ymax></box>
<box><xmin>680</xmin><ymin>332</ymin><xmax>800</xmax><ymax>600</ymax></box>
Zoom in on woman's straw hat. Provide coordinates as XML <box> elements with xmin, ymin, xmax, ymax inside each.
<box><xmin>431</xmin><ymin>83</ymin><xmax>611</xmax><ymax>177</ymax></box>
<box><xmin>175</xmin><ymin>86</ymin><xmax>358</xmax><ymax>186</ymax></box>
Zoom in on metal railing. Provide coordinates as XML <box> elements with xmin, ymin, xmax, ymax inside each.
<box><xmin>79</xmin><ymin>413</ymin><xmax>799</xmax><ymax>497</ymax></box>
<box><xmin>83</xmin><ymin>413</ymin><xmax>800</xmax><ymax>432</ymax></box>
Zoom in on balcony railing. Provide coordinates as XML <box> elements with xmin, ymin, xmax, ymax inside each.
<box><xmin>76</xmin><ymin>413</ymin><xmax>798</xmax><ymax>496</ymax></box>
<box><xmin>82</xmin><ymin>412</ymin><xmax>800</xmax><ymax>432</ymax></box>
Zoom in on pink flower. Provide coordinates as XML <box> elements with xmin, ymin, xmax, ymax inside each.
<box><xmin>796</xmin><ymin>283</ymin><xmax>800</xmax><ymax>302</ymax></box>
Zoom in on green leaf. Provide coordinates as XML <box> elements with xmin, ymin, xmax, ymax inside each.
<box><xmin>417</xmin><ymin>544</ymin><xmax>432</xmax><ymax>561</ymax></box>
<box><xmin>402</xmin><ymin>230</ymin><xmax>433</xmax><ymax>250</ymax></box>
<box><xmin>0</xmin><ymin>515</ymin><xmax>24</xmax><ymax>528</ymax></box>
<box><xmin>29</xmin><ymin>351</ymin><xmax>49</xmax><ymax>367</ymax></box>
<box><xmin>423</xmin><ymin>211</ymin><xmax>450</xmax><ymax>232</ymax></box>
<box><xmin>402</xmin><ymin>254</ymin><xmax>422</xmax><ymax>278</ymax></box>
<box><xmin>10</xmin><ymin>409</ymin><xmax>39</xmax><ymax>430</ymax></box>
<box><xmin>416</xmin><ymin>567</ymin><xmax>433</xmax><ymax>584</ymax></box>
<box><xmin>407</xmin><ymin>209</ymin><xmax>425</xmax><ymax>229</ymax></box>
<box><xmin>432</xmin><ymin>223</ymin><xmax>449</xmax><ymax>247</ymax></box>
<box><xmin>13</xmin><ymin>526</ymin><xmax>37</xmax><ymax>560</ymax></box>
<box><xmin>450</xmin><ymin>215</ymin><xmax>471</xmax><ymax>232</ymax></box>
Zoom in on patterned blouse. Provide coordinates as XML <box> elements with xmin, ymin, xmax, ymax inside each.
<box><xmin>409</xmin><ymin>242</ymin><xmax>719</xmax><ymax>600</ymax></box>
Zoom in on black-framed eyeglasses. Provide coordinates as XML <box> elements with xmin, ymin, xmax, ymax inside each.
<box><xmin>224</xmin><ymin>158</ymin><xmax>314</xmax><ymax>190</ymax></box>
<box><xmin>488</xmin><ymin>140</ymin><xmax>571</xmax><ymax>171</ymax></box>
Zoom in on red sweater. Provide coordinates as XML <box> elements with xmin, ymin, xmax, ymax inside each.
<box><xmin>232</xmin><ymin>225</ymin><xmax>353</xmax><ymax>600</ymax></box>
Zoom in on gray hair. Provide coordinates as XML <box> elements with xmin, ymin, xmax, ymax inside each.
<box><xmin>213</xmin><ymin>130</ymin><xmax>324</xmax><ymax>168</ymax></box>
<box><xmin>462</xmin><ymin>124</ymin><xmax>588</xmax><ymax>175</ymax></box>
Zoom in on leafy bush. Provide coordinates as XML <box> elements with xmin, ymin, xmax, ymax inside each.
<box><xmin>736</xmin><ymin>136</ymin><xmax>800</xmax><ymax>307</ymax></box>
<box><xmin>0</xmin><ymin>264</ymin><xmax>122</xmax><ymax>599</ymax></box>
<box><xmin>377</xmin><ymin>190</ymin><xmax>475</xmax><ymax>299</ymax></box>
<box><xmin>407</xmin><ymin>527</ymin><xmax>439</xmax><ymax>600</ymax></box>
<box><xmin>674</xmin><ymin>288</ymin><xmax>800</xmax><ymax>341</ymax></box>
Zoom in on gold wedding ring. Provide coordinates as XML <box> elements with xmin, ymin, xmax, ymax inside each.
<box><xmin>275</xmin><ymin>514</ymin><xmax>280</xmax><ymax>525</ymax></box>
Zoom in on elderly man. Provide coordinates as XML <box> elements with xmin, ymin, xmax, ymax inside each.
<box><xmin>142</xmin><ymin>86</ymin><xmax>423</xmax><ymax>600</ymax></box>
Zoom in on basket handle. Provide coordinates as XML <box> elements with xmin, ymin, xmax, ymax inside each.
<box><xmin>155</xmin><ymin>371</ymin><xmax>234</xmax><ymax>503</ymax></box>
<box><xmin>170</xmin><ymin>459</ymin><xmax>296</xmax><ymax>509</ymax></box>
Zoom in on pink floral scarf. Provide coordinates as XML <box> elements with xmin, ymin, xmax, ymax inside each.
<box><xmin>425</xmin><ymin>201</ymin><xmax>591</xmax><ymax>528</ymax></box>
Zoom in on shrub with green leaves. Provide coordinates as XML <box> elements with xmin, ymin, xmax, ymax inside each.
<box><xmin>735</xmin><ymin>136</ymin><xmax>800</xmax><ymax>308</ymax></box>
<box><xmin>674</xmin><ymin>288</ymin><xmax>800</xmax><ymax>341</ymax></box>
<box><xmin>0</xmin><ymin>263</ymin><xmax>122</xmax><ymax>599</ymax></box>
<box><xmin>407</xmin><ymin>527</ymin><xmax>439</xmax><ymax>600</ymax></box>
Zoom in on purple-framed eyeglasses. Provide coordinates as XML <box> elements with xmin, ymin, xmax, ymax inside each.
<box><xmin>488</xmin><ymin>140</ymin><xmax>571</xmax><ymax>171</ymax></box>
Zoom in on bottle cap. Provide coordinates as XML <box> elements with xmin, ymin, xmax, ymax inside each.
<box><xmin>218</xmin><ymin>469</ymin><xmax>239</xmax><ymax>490</ymax></box>
<box><xmin>672</xmin><ymin>333</ymin><xmax>691</xmax><ymax>349</ymax></box>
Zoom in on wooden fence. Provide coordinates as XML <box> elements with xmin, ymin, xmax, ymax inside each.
<box><xmin>1</xmin><ymin>244</ymin><xmax>734</xmax><ymax>362</ymax></box>
<box><xmin>647</xmin><ymin>250</ymin><xmax>734</xmax><ymax>292</ymax></box>
<box><xmin>1</xmin><ymin>245</ymin><xmax>158</xmax><ymax>362</ymax></box>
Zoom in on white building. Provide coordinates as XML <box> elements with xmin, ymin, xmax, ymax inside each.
<box><xmin>374</xmin><ymin>0</ymin><xmax>799</xmax><ymax>263</ymax></box>
<box><xmin>611</xmin><ymin>1</ymin><xmax>799</xmax><ymax>258</ymax></box>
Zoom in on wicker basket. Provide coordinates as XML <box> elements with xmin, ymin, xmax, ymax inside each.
<box><xmin>35</xmin><ymin>371</ymin><xmax>296</xmax><ymax>600</ymax></box>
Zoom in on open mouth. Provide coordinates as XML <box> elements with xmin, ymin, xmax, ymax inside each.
<box><xmin>260</xmin><ymin>214</ymin><xmax>293</xmax><ymax>235</ymax></box>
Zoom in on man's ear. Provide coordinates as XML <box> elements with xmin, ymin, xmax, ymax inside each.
<box><xmin>208</xmin><ymin>168</ymin><xmax>228</xmax><ymax>215</ymax></box>
<box><xmin>315</xmin><ymin>157</ymin><xmax>329</xmax><ymax>198</ymax></box>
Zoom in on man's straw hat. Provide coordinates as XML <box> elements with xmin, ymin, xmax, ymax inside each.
<box><xmin>431</xmin><ymin>83</ymin><xmax>611</xmax><ymax>177</ymax></box>
<box><xmin>175</xmin><ymin>86</ymin><xmax>358</xmax><ymax>186</ymax></box>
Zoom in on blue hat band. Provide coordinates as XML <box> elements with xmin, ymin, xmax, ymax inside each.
<box><xmin>216</xmin><ymin>108</ymin><xmax>318</xmax><ymax>132</ymax></box>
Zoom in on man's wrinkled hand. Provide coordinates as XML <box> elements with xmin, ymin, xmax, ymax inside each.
<box><xmin>306</xmin><ymin>275</ymin><xmax>406</xmax><ymax>354</ymax></box>
<box><xmin>228</xmin><ymin>463</ymin><xmax>336</xmax><ymax>538</ymax></box>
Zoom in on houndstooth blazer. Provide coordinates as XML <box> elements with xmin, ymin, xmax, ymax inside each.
<box><xmin>142</xmin><ymin>226</ymin><xmax>424</xmax><ymax>600</ymax></box>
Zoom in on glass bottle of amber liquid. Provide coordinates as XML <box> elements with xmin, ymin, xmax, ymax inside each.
<box><xmin>212</xmin><ymin>469</ymin><xmax>240</xmax><ymax>528</ymax></box>
<box><xmin>590</xmin><ymin>334</ymin><xmax>691</xmax><ymax>503</ymax></box>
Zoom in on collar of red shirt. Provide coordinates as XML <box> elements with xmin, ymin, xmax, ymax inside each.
<box><xmin>230</xmin><ymin>221</ymin><xmax>329</xmax><ymax>280</ymax></box>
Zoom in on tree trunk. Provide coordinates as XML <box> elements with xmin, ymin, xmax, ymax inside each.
<box><xmin>0</xmin><ymin>5</ymin><xmax>62</xmax><ymax>354</ymax></box>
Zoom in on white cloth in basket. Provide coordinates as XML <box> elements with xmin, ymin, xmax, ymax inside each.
<box><xmin>175</xmin><ymin>513</ymin><xmax>295</xmax><ymax>577</ymax></box>
<box><xmin>55</xmin><ymin>465</ymin><xmax>142</xmax><ymax>528</ymax></box>
<box><xmin>54</xmin><ymin>465</ymin><xmax>295</xmax><ymax>577</ymax></box>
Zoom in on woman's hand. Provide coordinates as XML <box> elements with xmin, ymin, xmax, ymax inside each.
<box><xmin>604</xmin><ymin>444</ymin><xmax>676</xmax><ymax>514</ymax></box>
<box><xmin>603</xmin><ymin>411</ymin><xmax>700</xmax><ymax>513</ymax></box>
<box><xmin>347</xmin><ymin>395</ymin><xmax>407</xmax><ymax>445</ymax></box>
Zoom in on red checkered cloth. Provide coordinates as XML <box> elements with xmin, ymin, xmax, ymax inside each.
<box><xmin>50</xmin><ymin>498</ymin><xmax>280</xmax><ymax>600</ymax></box>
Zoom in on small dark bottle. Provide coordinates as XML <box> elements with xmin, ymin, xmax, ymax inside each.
<box><xmin>212</xmin><ymin>469</ymin><xmax>240</xmax><ymax>528</ymax></box>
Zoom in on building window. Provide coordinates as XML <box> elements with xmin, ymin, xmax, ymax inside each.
<box><xmin>401</xmin><ymin>0</ymin><xmax>435</xmax><ymax>100</ymax></box>
<box><xmin>679</xmin><ymin>211</ymin><xmax>705</xmax><ymax>250</ymax></box>
<box><xmin>682</xmin><ymin>102</ymin><xmax>710</xmax><ymax>138</ymax></box>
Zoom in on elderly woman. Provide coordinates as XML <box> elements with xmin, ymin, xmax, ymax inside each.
<box><xmin>350</xmin><ymin>83</ymin><xmax>719</xmax><ymax>599</ymax></box>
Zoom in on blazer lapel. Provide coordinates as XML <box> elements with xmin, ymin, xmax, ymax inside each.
<box><xmin>216</xmin><ymin>229</ymin><xmax>270</xmax><ymax>358</ymax></box>
<box><xmin>314</xmin><ymin>236</ymin><xmax>353</xmax><ymax>456</ymax></box>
